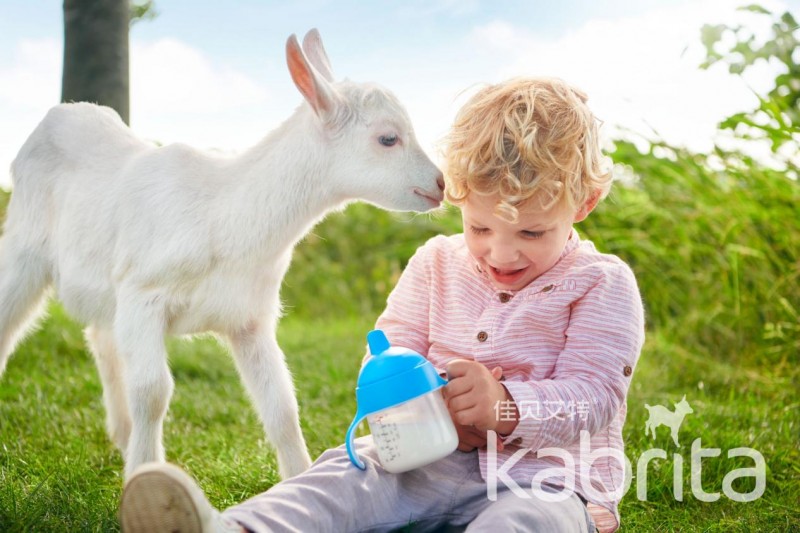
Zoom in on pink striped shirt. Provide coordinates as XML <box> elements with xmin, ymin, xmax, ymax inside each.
<box><xmin>374</xmin><ymin>229</ymin><xmax>645</xmax><ymax>532</ymax></box>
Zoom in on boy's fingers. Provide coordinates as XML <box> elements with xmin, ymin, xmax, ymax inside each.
<box><xmin>445</xmin><ymin>358</ymin><xmax>474</xmax><ymax>379</ymax></box>
<box><xmin>457</xmin><ymin>442</ymin><xmax>477</xmax><ymax>452</ymax></box>
<box><xmin>453</xmin><ymin>404</ymin><xmax>489</xmax><ymax>428</ymax></box>
<box><xmin>444</xmin><ymin>376</ymin><xmax>473</xmax><ymax>398</ymax></box>
<box><xmin>455</xmin><ymin>426</ymin><xmax>486</xmax><ymax>451</ymax></box>
<box><xmin>446</xmin><ymin>393</ymin><xmax>477</xmax><ymax>415</ymax></box>
<box><xmin>491</xmin><ymin>366</ymin><xmax>503</xmax><ymax>380</ymax></box>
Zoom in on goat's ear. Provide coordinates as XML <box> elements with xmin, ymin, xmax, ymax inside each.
<box><xmin>302</xmin><ymin>28</ymin><xmax>335</xmax><ymax>82</ymax></box>
<box><xmin>286</xmin><ymin>34</ymin><xmax>337</xmax><ymax>117</ymax></box>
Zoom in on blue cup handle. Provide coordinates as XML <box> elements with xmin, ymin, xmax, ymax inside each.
<box><xmin>345</xmin><ymin>413</ymin><xmax>367</xmax><ymax>470</ymax></box>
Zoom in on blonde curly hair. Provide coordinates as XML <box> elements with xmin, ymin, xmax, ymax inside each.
<box><xmin>442</xmin><ymin>77</ymin><xmax>611</xmax><ymax>222</ymax></box>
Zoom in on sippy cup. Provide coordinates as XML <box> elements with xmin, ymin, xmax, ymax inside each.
<box><xmin>345</xmin><ymin>330</ymin><xmax>458</xmax><ymax>473</ymax></box>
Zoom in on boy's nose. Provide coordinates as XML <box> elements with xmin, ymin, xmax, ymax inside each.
<box><xmin>490</xmin><ymin>246</ymin><xmax>520</xmax><ymax>265</ymax></box>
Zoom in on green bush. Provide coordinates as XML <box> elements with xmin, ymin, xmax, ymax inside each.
<box><xmin>282</xmin><ymin>203</ymin><xmax>461</xmax><ymax>319</ymax></box>
<box><xmin>279</xmin><ymin>137</ymin><xmax>799</xmax><ymax>370</ymax></box>
<box><xmin>583</xmin><ymin>140</ymin><xmax>799</xmax><ymax>366</ymax></box>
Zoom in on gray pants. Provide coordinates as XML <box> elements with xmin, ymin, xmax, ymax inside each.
<box><xmin>223</xmin><ymin>437</ymin><xmax>595</xmax><ymax>532</ymax></box>
<box><xmin>223</xmin><ymin>436</ymin><xmax>595</xmax><ymax>533</ymax></box>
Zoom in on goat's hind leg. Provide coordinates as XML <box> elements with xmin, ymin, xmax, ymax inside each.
<box><xmin>0</xmin><ymin>234</ymin><xmax>51</xmax><ymax>377</ymax></box>
<box><xmin>85</xmin><ymin>325</ymin><xmax>132</xmax><ymax>454</ymax></box>
<box><xmin>228</xmin><ymin>322</ymin><xmax>312</xmax><ymax>480</ymax></box>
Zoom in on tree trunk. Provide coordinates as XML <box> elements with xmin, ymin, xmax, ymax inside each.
<box><xmin>62</xmin><ymin>0</ymin><xmax>130</xmax><ymax>124</ymax></box>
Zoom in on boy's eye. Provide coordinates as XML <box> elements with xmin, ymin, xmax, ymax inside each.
<box><xmin>522</xmin><ymin>230</ymin><xmax>545</xmax><ymax>239</ymax></box>
<box><xmin>469</xmin><ymin>226</ymin><xmax>490</xmax><ymax>235</ymax></box>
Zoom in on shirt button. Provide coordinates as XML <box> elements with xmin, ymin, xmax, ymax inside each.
<box><xmin>623</xmin><ymin>365</ymin><xmax>633</xmax><ymax>377</ymax></box>
<box><xmin>477</xmin><ymin>331</ymin><xmax>488</xmax><ymax>342</ymax></box>
<box><xmin>499</xmin><ymin>293</ymin><xmax>511</xmax><ymax>303</ymax></box>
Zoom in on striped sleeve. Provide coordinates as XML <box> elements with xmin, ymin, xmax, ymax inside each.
<box><xmin>500</xmin><ymin>260</ymin><xmax>645</xmax><ymax>450</ymax></box>
<box><xmin>372</xmin><ymin>237</ymin><xmax>438</xmax><ymax>357</ymax></box>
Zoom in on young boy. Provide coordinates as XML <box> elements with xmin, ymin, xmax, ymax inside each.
<box><xmin>120</xmin><ymin>77</ymin><xmax>644</xmax><ymax>533</ymax></box>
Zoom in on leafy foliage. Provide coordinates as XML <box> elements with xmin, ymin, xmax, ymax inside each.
<box><xmin>701</xmin><ymin>5</ymin><xmax>799</xmax><ymax>173</ymax></box>
<box><xmin>130</xmin><ymin>0</ymin><xmax>158</xmax><ymax>26</ymax></box>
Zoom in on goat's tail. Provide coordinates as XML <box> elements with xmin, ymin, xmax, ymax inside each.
<box><xmin>644</xmin><ymin>404</ymin><xmax>653</xmax><ymax>411</ymax></box>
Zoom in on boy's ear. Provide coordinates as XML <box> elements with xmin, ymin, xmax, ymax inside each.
<box><xmin>574</xmin><ymin>189</ymin><xmax>602</xmax><ymax>223</ymax></box>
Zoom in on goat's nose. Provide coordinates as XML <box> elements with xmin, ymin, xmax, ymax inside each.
<box><xmin>436</xmin><ymin>173</ymin><xmax>444</xmax><ymax>191</ymax></box>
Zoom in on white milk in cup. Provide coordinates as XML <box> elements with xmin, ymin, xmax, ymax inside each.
<box><xmin>346</xmin><ymin>330</ymin><xmax>458</xmax><ymax>473</ymax></box>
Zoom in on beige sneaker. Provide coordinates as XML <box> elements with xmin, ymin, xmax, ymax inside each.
<box><xmin>120</xmin><ymin>463</ymin><xmax>244</xmax><ymax>533</ymax></box>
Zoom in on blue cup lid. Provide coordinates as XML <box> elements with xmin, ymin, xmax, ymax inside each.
<box><xmin>345</xmin><ymin>330</ymin><xmax>446</xmax><ymax>470</ymax></box>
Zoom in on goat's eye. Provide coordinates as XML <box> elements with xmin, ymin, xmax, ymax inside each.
<box><xmin>378</xmin><ymin>134</ymin><xmax>398</xmax><ymax>147</ymax></box>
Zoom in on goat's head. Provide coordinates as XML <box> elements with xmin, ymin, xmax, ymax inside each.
<box><xmin>675</xmin><ymin>395</ymin><xmax>693</xmax><ymax>414</ymax></box>
<box><xmin>287</xmin><ymin>29</ymin><xmax>444</xmax><ymax>212</ymax></box>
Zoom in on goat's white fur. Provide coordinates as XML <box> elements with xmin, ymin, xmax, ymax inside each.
<box><xmin>0</xmin><ymin>29</ymin><xmax>443</xmax><ymax>479</ymax></box>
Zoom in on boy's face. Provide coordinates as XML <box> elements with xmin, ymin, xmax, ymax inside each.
<box><xmin>461</xmin><ymin>193</ymin><xmax>585</xmax><ymax>291</ymax></box>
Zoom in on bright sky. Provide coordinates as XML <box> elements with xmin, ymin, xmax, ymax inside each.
<box><xmin>0</xmin><ymin>0</ymin><xmax>797</xmax><ymax>189</ymax></box>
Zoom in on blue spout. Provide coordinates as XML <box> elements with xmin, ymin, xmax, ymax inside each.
<box><xmin>367</xmin><ymin>329</ymin><xmax>390</xmax><ymax>355</ymax></box>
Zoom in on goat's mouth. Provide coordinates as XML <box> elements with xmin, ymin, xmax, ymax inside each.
<box><xmin>413</xmin><ymin>187</ymin><xmax>444</xmax><ymax>206</ymax></box>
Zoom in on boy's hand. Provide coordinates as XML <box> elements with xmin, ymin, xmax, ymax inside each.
<box><xmin>444</xmin><ymin>359</ymin><xmax>519</xmax><ymax>434</ymax></box>
<box><xmin>452</xmin><ymin>422</ymin><xmax>505</xmax><ymax>452</ymax></box>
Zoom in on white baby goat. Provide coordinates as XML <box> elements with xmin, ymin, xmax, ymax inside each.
<box><xmin>0</xmin><ymin>29</ymin><xmax>443</xmax><ymax>479</ymax></box>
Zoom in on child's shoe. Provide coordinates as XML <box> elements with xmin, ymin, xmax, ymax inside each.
<box><xmin>120</xmin><ymin>462</ymin><xmax>243</xmax><ymax>533</ymax></box>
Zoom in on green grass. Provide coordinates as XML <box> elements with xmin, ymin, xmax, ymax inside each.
<box><xmin>0</xmin><ymin>304</ymin><xmax>797</xmax><ymax>531</ymax></box>
<box><xmin>0</xmin><ymin>306</ymin><xmax>374</xmax><ymax>531</ymax></box>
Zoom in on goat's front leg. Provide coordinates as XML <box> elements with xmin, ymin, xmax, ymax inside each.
<box><xmin>228</xmin><ymin>322</ymin><xmax>312</xmax><ymax>479</ymax></box>
<box><xmin>114</xmin><ymin>287</ymin><xmax>174</xmax><ymax>479</ymax></box>
<box><xmin>671</xmin><ymin>428</ymin><xmax>681</xmax><ymax>448</ymax></box>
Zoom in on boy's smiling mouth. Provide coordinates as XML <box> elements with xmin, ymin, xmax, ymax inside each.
<box><xmin>487</xmin><ymin>265</ymin><xmax>529</xmax><ymax>286</ymax></box>
<box><xmin>491</xmin><ymin>266</ymin><xmax>525</xmax><ymax>275</ymax></box>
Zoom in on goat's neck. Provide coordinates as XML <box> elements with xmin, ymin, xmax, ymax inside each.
<box><xmin>225</xmin><ymin>108</ymin><xmax>347</xmax><ymax>259</ymax></box>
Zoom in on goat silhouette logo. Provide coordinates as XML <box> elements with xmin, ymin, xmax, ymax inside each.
<box><xmin>644</xmin><ymin>395</ymin><xmax>693</xmax><ymax>447</ymax></box>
